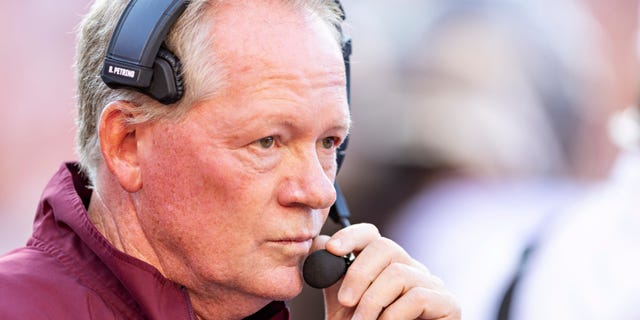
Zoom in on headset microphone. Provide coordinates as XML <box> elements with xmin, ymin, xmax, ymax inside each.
<box><xmin>303</xmin><ymin>247</ymin><xmax>354</xmax><ymax>289</ymax></box>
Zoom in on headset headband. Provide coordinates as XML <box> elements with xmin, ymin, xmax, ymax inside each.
<box><xmin>101</xmin><ymin>0</ymin><xmax>350</xmax><ymax>105</ymax></box>
<box><xmin>101</xmin><ymin>0</ymin><xmax>190</xmax><ymax>103</ymax></box>
<box><xmin>333</xmin><ymin>0</ymin><xmax>352</xmax><ymax>173</ymax></box>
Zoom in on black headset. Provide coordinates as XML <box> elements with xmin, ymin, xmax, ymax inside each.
<box><xmin>101</xmin><ymin>0</ymin><xmax>353</xmax><ymax>225</ymax></box>
<box><xmin>101</xmin><ymin>0</ymin><xmax>188</xmax><ymax>104</ymax></box>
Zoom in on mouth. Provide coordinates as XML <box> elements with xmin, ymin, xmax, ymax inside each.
<box><xmin>269</xmin><ymin>235</ymin><xmax>314</xmax><ymax>254</ymax></box>
<box><xmin>275</xmin><ymin>234</ymin><xmax>314</xmax><ymax>243</ymax></box>
<box><xmin>272</xmin><ymin>237</ymin><xmax>313</xmax><ymax>246</ymax></box>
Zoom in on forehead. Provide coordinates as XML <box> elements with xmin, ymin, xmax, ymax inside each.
<box><xmin>209</xmin><ymin>1</ymin><xmax>345</xmax><ymax>80</ymax></box>
<box><xmin>194</xmin><ymin>1</ymin><xmax>349</xmax><ymax>122</ymax></box>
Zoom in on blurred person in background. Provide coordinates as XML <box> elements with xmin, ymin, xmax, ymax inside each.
<box><xmin>504</xmin><ymin>0</ymin><xmax>640</xmax><ymax>318</ymax></box>
<box><xmin>344</xmin><ymin>0</ymin><xmax>640</xmax><ymax>319</ymax></box>
<box><xmin>339</xmin><ymin>0</ymin><xmax>631</xmax><ymax>319</ymax></box>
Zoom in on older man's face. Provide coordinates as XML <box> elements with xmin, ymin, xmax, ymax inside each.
<box><xmin>132</xmin><ymin>1</ymin><xmax>349</xmax><ymax>306</ymax></box>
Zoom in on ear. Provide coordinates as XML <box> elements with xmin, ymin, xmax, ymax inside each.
<box><xmin>98</xmin><ymin>101</ymin><xmax>143</xmax><ymax>193</ymax></box>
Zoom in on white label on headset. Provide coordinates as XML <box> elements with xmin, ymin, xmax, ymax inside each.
<box><xmin>108</xmin><ymin>65</ymin><xmax>136</xmax><ymax>79</ymax></box>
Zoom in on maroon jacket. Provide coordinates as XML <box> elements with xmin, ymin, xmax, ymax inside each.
<box><xmin>0</xmin><ymin>162</ymin><xmax>289</xmax><ymax>319</ymax></box>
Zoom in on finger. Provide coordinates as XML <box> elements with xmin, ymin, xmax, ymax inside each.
<box><xmin>325</xmin><ymin>223</ymin><xmax>380</xmax><ymax>256</ymax></box>
<box><xmin>351</xmin><ymin>262</ymin><xmax>433</xmax><ymax>320</ymax></box>
<box><xmin>379</xmin><ymin>287</ymin><xmax>461</xmax><ymax>320</ymax></box>
<box><xmin>337</xmin><ymin>237</ymin><xmax>414</xmax><ymax>307</ymax></box>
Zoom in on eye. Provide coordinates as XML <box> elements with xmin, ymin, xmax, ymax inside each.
<box><xmin>258</xmin><ymin>136</ymin><xmax>275</xmax><ymax>149</ymax></box>
<box><xmin>321</xmin><ymin>137</ymin><xmax>338</xmax><ymax>149</ymax></box>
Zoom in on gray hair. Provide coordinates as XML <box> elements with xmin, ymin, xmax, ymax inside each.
<box><xmin>75</xmin><ymin>0</ymin><xmax>345</xmax><ymax>184</ymax></box>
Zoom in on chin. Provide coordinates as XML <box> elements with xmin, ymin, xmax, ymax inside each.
<box><xmin>256</xmin><ymin>266</ymin><xmax>305</xmax><ymax>301</ymax></box>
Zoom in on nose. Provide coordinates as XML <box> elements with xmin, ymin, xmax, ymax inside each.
<box><xmin>278</xmin><ymin>148</ymin><xmax>337</xmax><ymax>210</ymax></box>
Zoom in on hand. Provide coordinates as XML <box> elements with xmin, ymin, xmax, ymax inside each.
<box><xmin>311</xmin><ymin>223</ymin><xmax>460</xmax><ymax>320</ymax></box>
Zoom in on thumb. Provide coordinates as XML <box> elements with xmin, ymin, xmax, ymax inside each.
<box><xmin>310</xmin><ymin>235</ymin><xmax>331</xmax><ymax>252</ymax></box>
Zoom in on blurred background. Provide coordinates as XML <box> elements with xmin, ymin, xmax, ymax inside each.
<box><xmin>0</xmin><ymin>1</ymin><xmax>85</xmax><ymax>253</ymax></box>
<box><xmin>2</xmin><ymin>0</ymin><xmax>639</xmax><ymax>319</ymax></box>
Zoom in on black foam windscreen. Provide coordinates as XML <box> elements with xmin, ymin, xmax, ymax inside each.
<box><xmin>303</xmin><ymin>250</ymin><xmax>353</xmax><ymax>289</ymax></box>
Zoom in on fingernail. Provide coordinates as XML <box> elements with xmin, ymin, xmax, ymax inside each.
<box><xmin>338</xmin><ymin>286</ymin><xmax>353</xmax><ymax>304</ymax></box>
<box><xmin>329</xmin><ymin>238</ymin><xmax>342</xmax><ymax>250</ymax></box>
<box><xmin>351</xmin><ymin>313</ymin><xmax>362</xmax><ymax>320</ymax></box>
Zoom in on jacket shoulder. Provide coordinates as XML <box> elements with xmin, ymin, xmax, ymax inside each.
<box><xmin>0</xmin><ymin>246</ymin><xmax>121</xmax><ymax>319</ymax></box>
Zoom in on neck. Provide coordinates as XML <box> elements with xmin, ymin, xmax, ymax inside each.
<box><xmin>87</xmin><ymin>182</ymin><xmax>165</xmax><ymax>275</ymax></box>
<box><xmin>187</xmin><ymin>286</ymin><xmax>272</xmax><ymax>320</ymax></box>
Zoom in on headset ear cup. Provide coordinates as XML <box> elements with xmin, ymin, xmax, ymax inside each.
<box><xmin>149</xmin><ymin>47</ymin><xmax>185</xmax><ymax>104</ymax></box>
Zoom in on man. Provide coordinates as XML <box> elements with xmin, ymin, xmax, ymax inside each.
<box><xmin>0</xmin><ymin>0</ymin><xmax>459</xmax><ymax>319</ymax></box>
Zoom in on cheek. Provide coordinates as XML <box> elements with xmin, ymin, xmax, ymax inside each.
<box><xmin>136</xmin><ymin>122</ymin><xmax>271</xmax><ymax>237</ymax></box>
<box><xmin>134</xmin><ymin>124</ymin><xmax>273</xmax><ymax>276</ymax></box>
<box><xmin>141</xmin><ymin>145</ymin><xmax>229</xmax><ymax>219</ymax></box>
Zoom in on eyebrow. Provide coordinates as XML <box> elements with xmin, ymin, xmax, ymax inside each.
<box><xmin>336</xmin><ymin>118</ymin><xmax>352</xmax><ymax>134</ymax></box>
<box><xmin>270</xmin><ymin>116</ymin><xmax>351</xmax><ymax>134</ymax></box>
